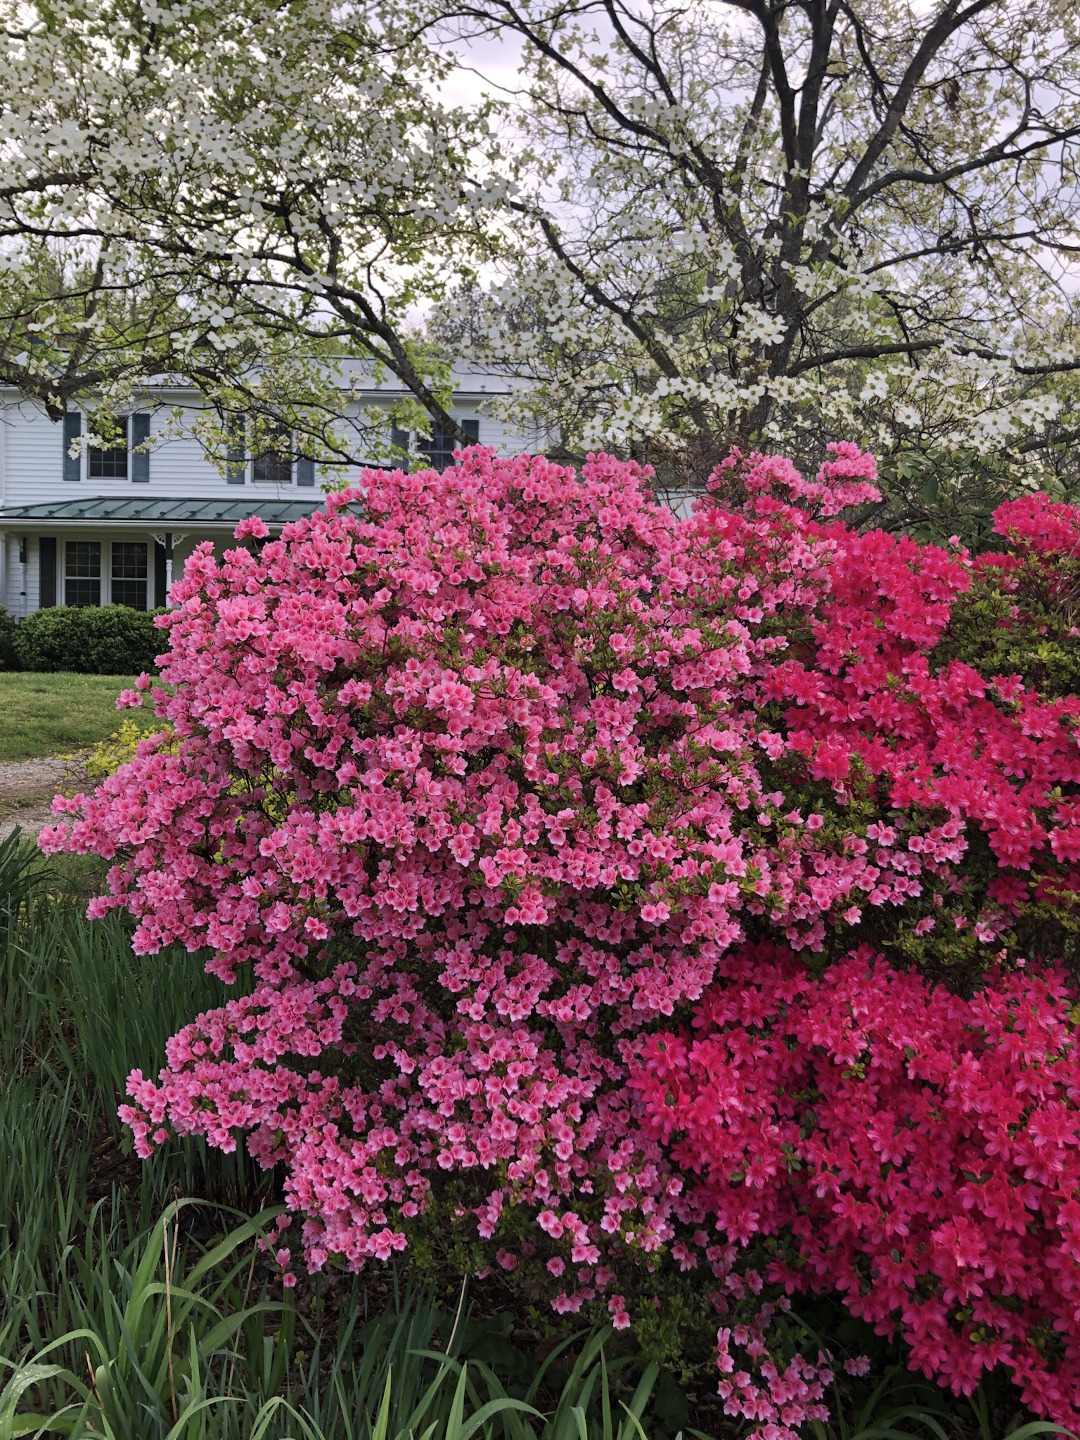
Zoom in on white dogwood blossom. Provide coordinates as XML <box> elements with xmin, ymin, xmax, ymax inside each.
<box><xmin>427</xmin><ymin>0</ymin><xmax>1080</xmax><ymax>521</ymax></box>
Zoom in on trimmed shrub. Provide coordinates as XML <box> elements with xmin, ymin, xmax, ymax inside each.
<box><xmin>12</xmin><ymin>606</ymin><xmax>83</xmax><ymax>672</ymax></box>
<box><xmin>13</xmin><ymin>605</ymin><xmax>165</xmax><ymax>675</ymax></box>
<box><xmin>80</xmin><ymin>605</ymin><xmax>166</xmax><ymax>675</ymax></box>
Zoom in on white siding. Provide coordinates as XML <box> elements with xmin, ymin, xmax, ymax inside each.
<box><xmin>0</xmin><ymin>376</ymin><xmax>545</xmax><ymax>620</ymax></box>
<box><xmin>17</xmin><ymin>535</ymin><xmax>41</xmax><ymax>613</ymax></box>
<box><xmin>0</xmin><ymin>532</ymin><xmax>26</xmax><ymax>614</ymax></box>
<box><xmin>3</xmin><ymin>400</ymin><xmax>71</xmax><ymax>508</ymax></box>
<box><xmin>0</xmin><ymin>390</ymin><xmax>537</xmax><ymax>511</ymax></box>
<box><xmin>2</xmin><ymin>401</ymin><xmax>249</xmax><ymax>504</ymax></box>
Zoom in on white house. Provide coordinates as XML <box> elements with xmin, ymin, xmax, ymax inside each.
<box><xmin>0</xmin><ymin>365</ymin><xmax>534</xmax><ymax>617</ymax></box>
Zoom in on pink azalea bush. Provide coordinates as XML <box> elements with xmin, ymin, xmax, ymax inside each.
<box><xmin>39</xmin><ymin>444</ymin><xmax>1080</xmax><ymax>1429</ymax></box>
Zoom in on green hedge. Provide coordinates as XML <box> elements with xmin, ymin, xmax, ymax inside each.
<box><xmin>11</xmin><ymin>605</ymin><xmax>166</xmax><ymax>675</ymax></box>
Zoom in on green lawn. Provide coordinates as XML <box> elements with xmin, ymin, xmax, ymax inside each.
<box><xmin>0</xmin><ymin>672</ymin><xmax>149</xmax><ymax>760</ymax></box>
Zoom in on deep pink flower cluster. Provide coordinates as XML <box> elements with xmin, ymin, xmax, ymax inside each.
<box><xmin>969</xmin><ymin>492</ymin><xmax>1080</xmax><ymax>636</ymax></box>
<box><xmin>632</xmin><ymin>945</ymin><xmax>1080</xmax><ymax>1425</ymax></box>
<box><xmin>990</xmin><ymin>492</ymin><xmax>1080</xmax><ymax>558</ymax></box>
<box><xmin>38</xmin><ymin>444</ymin><xmax>1080</xmax><ymax>1427</ymax></box>
<box><xmin>776</xmin><ymin>511</ymin><xmax>1080</xmax><ymax>912</ymax></box>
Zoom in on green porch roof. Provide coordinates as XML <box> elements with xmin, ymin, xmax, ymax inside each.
<box><xmin>0</xmin><ymin>497</ymin><xmax>327</xmax><ymax>526</ymax></box>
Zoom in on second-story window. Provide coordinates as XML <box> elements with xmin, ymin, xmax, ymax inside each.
<box><xmin>88</xmin><ymin>417</ymin><xmax>129</xmax><ymax>479</ymax></box>
<box><xmin>252</xmin><ymin>436</ymin><xmax>293</xmax><ymax>484</ymax></box>
<box><xmin>419</xmin><ymin>418</ymin><xmax>480</xmax><ymax>473</ymax></box>
<box><xmin>420</xmin><ymin>424</ymin><xmax>455</xmax><ymax>473</ymax></box>
<box><xmin>229</xmin><ymin>421</ymin><xmax>313</xmax><ymax>485</ymax></box>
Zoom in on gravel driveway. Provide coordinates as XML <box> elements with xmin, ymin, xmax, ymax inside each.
<box><xmin>0</xmin><ymin>756</ymin><xmax>86</xmax><ymax>843</ymax></box>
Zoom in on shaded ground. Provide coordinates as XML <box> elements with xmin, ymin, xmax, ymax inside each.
<box><xmin>0</xmin><ymin>755</ymin><xmax>86</xmax><ymax>843</ymax></box>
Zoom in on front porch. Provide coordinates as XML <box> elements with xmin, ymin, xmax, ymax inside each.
<box><xmin>0</xmin><ymin>496</ymin><xmax>325</xmax><ymax>616</ymax></box>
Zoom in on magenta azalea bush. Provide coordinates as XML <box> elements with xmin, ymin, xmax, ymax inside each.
<box><xmin>42</xmin><ymin>445</ymin><xmax>1080</xmax><ymax>1430</ymax></box>
<box><xmin>634</xmin><ymin>946</ymin><xmax>1080</xmax><ymax>1424</ymax></box>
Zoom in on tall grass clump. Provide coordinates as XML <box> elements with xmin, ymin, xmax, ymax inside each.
<box><xmin>0</xmin><ymin>832</ymin><xmax>270</xmax><ymax>1342</ymax></box>
<box><xmin>0</xmin><ymin>1201</ymin><xmax>680</xmax><ymax>1440</ymax></box>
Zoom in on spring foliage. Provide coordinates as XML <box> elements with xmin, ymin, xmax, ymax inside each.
<box><xmin>41</xmin><ymin>446</ymin><xmax>1080</xmax><ymax>1430</ymax></box>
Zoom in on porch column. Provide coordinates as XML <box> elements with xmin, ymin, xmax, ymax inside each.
<box><xmin>150</xmin><ymin>531</ymin><xmax>186</xmax><ymax>606</ymax></box>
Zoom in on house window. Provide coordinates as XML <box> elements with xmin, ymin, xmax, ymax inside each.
<box><xmin>252</xmin><ymin>434</ymin><xmax>292</xmax><ymax>484</ymax></box>
<box><xmin>111</xmin><ymin>541</ymin><xmax>148</xmax><ymax>609</ymax></box>
<box><xmin>421</xmin><ymin>425</ymin><xmax>454</xmax><ymax>472</ymax></box>
<box><xmin>420</xmin><ymin>418</ymin><xmax>479</xmax><ymax>473</ymax></box>
<box><xmin>65</xmin><ymin>540</ymin><xmax>101</xmax><ymax>607</ymax></box>
<box><xmin>88</xmin><ymin>417</ymin><xmax>129</xmax><ymax>479</ymax></box>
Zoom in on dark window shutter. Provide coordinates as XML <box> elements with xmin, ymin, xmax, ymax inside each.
<box><xmin>39</xmin><ymin>537</ymin><xmax>56</xmax><ymax>607</ymax></box>
<box><xmin>226</xmin><ymin>417</ymin><xmax>246</xmax><ymax>484</ymax></box>
<box><xmin>131</xmin><ymin>413</ymin><xmax>151</xmax><ymax>483</ymax></box>
<box><xmin>295</xmin><ymin>456</ymin><xmax>315</xmax><ymax>487</ymax></box>
<box><xmin>390</xmin><ymin>425</ymin><xmax>410</xmax><ymax>454</ymax></box>
<box><xmin>62</xmin><ymin>413</ymin><xmax>82</xmax><ymax>482</ymax></box>
<box><xmin>461</xmin><ymin>418</ymin><xmax>480</xmax><ymax>442</ymax></box>
<box><xmin>154</xmin><ymin>541</ymin><xmax>167</xmax><ymax>607</ymax></box>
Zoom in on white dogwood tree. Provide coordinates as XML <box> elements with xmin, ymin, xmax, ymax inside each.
<box><xmin>0</xmin><ymin>0</ymin><xmax>508</xmax><ymax>470</ymax></box>
<box><xmin>429</xmin><ymin>0</ymin><xmax>1080</xmax><ymax>525</ymax></box>
<box><xmin>2</xmin><ymin>0</ymin><xmax>1080</xmax><ymax>526</ymax></box>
